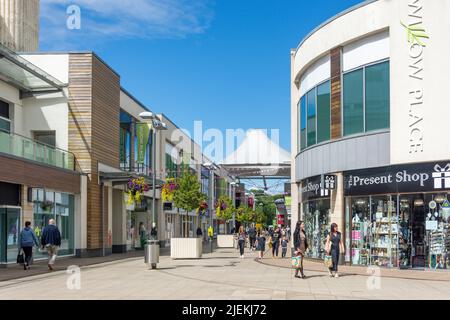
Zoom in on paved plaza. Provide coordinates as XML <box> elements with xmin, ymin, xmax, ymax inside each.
<box><xmin>0</xmin><ymin>249</ymin><xmax>449</xmax><ymax>300</ymax></box>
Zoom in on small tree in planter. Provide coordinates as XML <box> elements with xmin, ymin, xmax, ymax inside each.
<box><xmin>173</xmin><ymin>170</ymin><xmax>206</xmax><ymax>238</ymax></box>
<box><xmin>216</xmin><ymin>195</ymin><xmax>235</xmax><ymax>234</ymax></box>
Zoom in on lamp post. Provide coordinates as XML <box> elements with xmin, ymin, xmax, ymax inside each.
<box><xmin>139</xmin><ymin>112</ymin><xmax>167</xmax><ymax>269</ymax></box>
<box><xmin>230</xmin><ymin>181</ymin><xmax>237</xmax><ymax>233</ymax></box>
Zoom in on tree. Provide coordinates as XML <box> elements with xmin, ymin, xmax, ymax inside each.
<box><xmin>173</xmin><ymin>170</ymin><xmax>207</xmax><ymax>238</ymax></box>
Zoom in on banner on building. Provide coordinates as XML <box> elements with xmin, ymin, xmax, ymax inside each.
<box><xmin>136</xmin><ymin>123</ymin><xmax>152</xmax><ymax>164</ymax></box>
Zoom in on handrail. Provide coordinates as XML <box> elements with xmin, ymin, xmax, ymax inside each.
<box><xmin>0</xmin><ymin>130</ymin><xmax>77</xmax><ymax>171</ymax></box>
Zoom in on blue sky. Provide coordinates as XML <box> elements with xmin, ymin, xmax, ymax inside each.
<box><xmin>40</xmin><ymin>0</ymin><xmax>364</xmax><ymax>154</ymax></box>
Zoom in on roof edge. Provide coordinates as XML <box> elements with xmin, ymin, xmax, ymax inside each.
<box><xmin>294</xmin><ymin>0</ymin><xmax>379</xmax><ymax>56</ymax></box>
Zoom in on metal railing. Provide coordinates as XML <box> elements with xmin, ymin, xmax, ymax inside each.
<box><xmin>0</xmin><ymin>130</ymin><xmax>76</xmax><ymax>171</ymax></box>
<box><xmin>120</xmin><ymin>157</ymin><xmax>152</xmax><ymax>177</ymax></box>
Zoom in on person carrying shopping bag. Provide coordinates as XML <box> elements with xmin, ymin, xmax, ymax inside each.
<box><xmin>325</xmin><ymin>223</ymin><xmax>345</xmax><ymax>278</ymax></box>
<box><xmin>18</xmin><ymin>221</ymin><xmax>39</xmax><ymax>270</ymax></box>
<box><xmin>41</xmin><ymin>219</ymin><xmax>61</xmax><ymax>271</ymax></box>
<box><xmin>293</xmin><ymin>221</ymin><xmax>308</xmax><ymax>279</ymax></box>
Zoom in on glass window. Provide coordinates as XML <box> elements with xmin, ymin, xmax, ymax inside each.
<box><xmin>365</xmin><ymin>61</ymin><xmax>390</xmax><ymax>131</ymax></box>
<box><xmin>306</xmin><ymin>89</ymin><xmax>316</xmax><ymax>147</ymax></box>
<box><xmin>343</xmin><ymin>69</ymin><xmax>364</xmax><ymax>136</ymax></box>
<box><xmin>34</xmin><ymin>131</ymin><xmax>56</xmax><ymax>147</ymax></box>
<box><xmin>0</xmin><ymin>100</ymin><xmax>8</xmax><ymax>119</ymax></box>
<box><xmin>0</xmin><ymin>118</ymin><xmax>10</xmax><ymax>133</ymax></box>
<box><xmin>351</xmin><ymin>197</ymin><xmax>371</xmax><ymax>266</ymax></box>
<box><xmin>317</xmin><ymin>81</ymin><xmax>331</xmax><ymax>143</ymax></box>
<box><xmin>300</xmin><ymin>96</ymin><xmax>307</xmax><ymax>151</ymax></box>
<box><xmin>303</xmin><ymin>199</ymin><xmax>331</xmax><ymax>259</ymax></box>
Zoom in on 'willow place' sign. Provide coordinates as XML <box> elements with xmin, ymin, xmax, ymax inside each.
<box><xmin>344</xmin><ymin>161</ymin><xmax>450</xmax><ymax>196</ymax></box>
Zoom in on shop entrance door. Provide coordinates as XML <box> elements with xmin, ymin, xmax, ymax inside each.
<box><xmin>411</xmin><ymin>196</ymin><xmax>426</xmax><ymax>268</ymax></box>
<box><xmin>399</xmin><ymin>194</ymin><xmax>427</xmax><ymax>269</ymax></box>
<box><xmin>0</xmin><ymin>206</ymin><xmax>22</xmax><ymax>264</ymax></box>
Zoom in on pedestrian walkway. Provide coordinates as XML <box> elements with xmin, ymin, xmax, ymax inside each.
<box><xmin>0</xmin><ymin>248</ymin><xmax>169</xmax><ymax>282</ymax></box>
<box><xmin>258</xmin><ymin>255</ymin><xmax>450</xmax><ymax>282</ymax></box>
<box><xmin>0</xmin><ymin>240</ymin><xmax>218</xmax><ymax>283</ymax></box>
<box><xmin>1</xmin><ymin>248</ymin><xmax>449</xmax><ymax>300</ymax></box>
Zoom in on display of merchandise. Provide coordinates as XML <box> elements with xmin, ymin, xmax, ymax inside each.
<box><xmin>430</xmin><ymin>230</ymin><xmax>444</xmax><ymax>255</ymax></box>
<box><xmin>370</xmin><ymin>201</ymin><xmax>398</xmax><ymax>268</ymax></box>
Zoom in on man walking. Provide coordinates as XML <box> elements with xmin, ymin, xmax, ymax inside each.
<box><xmin>41</xmin><ymin>219</ymin><xmax>61</xmax><ymax>271</ymax></box>
<box><xmin>248</xmin><ymin>224</ymin><xmax>256</xmax><ymax>252</ymax></box>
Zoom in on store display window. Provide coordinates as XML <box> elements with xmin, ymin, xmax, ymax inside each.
<box><xmin>350</xmin><ymin>197</ymin><xmax>370</xmax><ymax>266</ymax></box>
<box><xmin>303</xmin><ymin>199</ymin><xmax>330</xmax><ymax>259</ymax></box>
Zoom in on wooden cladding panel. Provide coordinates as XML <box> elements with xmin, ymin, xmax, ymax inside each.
<box><xmin>330</xmin><ymin>47</ymin><xmax>342</xmax><ymax>140</ymax></box>
<box><xmin>68</xmin><ymin>53</ymin><xmax>93</xmax><ymax>174</ymax></box>
<box><xmin>92</xmin><ymin>55</ymin><xmax>120</xmax><ymax>169</ymax></box>
<box><xmin>0</xmin><ymin>155</ymin><xmax>81</xmax><ymax>194</ymax></box>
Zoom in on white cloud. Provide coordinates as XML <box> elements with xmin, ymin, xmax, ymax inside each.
<box><xmin>40</xmin><ymin>0</ymin><xmax>214</xmax><ymax>49</ymax></box>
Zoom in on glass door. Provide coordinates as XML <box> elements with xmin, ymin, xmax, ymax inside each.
<box><xmin>0</xmin><ymin>207</ymin><xmax>21</xmax><ymax>264</ymax></box>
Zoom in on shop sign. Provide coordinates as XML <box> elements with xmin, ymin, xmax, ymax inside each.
<box><xmin>301</xmin><ymin>175</ymin><xmax>330</xmax><ymax>200</ymax></box>
<box><xmin>344</xmin><ymin>161</ymin><xmax>450</xmax><ymax>196</ymax></box>
<box><xmin>322</xmin><ymin>175</ymin><xmax>337</xmax><ymax>190</ymax></box>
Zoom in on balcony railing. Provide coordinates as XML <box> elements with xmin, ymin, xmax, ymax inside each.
<box><xmin>0</xmin><ymin>130</ymin><xmax>76</xmax><ymax>171</ymax></box>
<box><xmin>120</xmin><ymin>160</ymin><xmax>152</xmax><ymax>177</ymax></box>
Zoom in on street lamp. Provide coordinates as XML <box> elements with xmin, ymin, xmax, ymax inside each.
<box><xmin>230</xmin><ymin>181</ymin><xmax>237</xmax><ymax>232</ymax></box>
<box><xmin>139</xmin><ymin>111</ymin><xmax>167</xmax><ymax>269</ymax></box>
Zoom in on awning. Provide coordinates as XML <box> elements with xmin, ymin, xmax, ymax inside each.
<box><xmin>99</xmin><ymin>171</ymin><xmax>164</xmax><ymax>188</ymax></box>
<box><xmin>0</xmin><ymin>43</ymin><xmax>65</xmax><ymax>93</ymax></box>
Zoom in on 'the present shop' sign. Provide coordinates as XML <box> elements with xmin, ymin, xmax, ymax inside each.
<box><xmin>344</xmin><ymin>161</ymin><xmax>450</xmax><ymax>196</ymax></box>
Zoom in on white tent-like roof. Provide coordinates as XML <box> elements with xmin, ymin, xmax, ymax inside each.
<box><xmin>220</xmin><ymin>129</ymin><xmax>290</xmax><ymax>179</ymax></box>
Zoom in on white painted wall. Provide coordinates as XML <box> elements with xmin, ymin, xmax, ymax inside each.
<box><xmin>22</xmin><ymin>89</ymin><xmax>69</xmax><ymax>149</ymax></box>
<box><xmin>20</xmin><ymin>54</ymin><xmax>69</xmax><ymax>84</ymax></box>
<box><xmin>299</xmin><ymin>54</ymin><xmax>330</xmax><ymax>97</ymax></box>
<box><xmin>343</xmin><ymin>30</ymin><xmax>389</xmax><ymax>72</ymax></box>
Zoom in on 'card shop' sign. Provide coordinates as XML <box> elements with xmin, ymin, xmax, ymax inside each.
<box><xmin>344</xmin><ymin>162</ymin><xmax>450</xmax><ymax>196</ymax></box>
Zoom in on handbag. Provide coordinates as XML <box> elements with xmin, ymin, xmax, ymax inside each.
<box><xmin>324</xmin><ymin>255</ymin><xmax>333</xmax><ymax>269</ymax></box>
<box><xmin>17</xmin><ymin>250</ymin><xmax>25</xmax><ymax>264</ymax></box>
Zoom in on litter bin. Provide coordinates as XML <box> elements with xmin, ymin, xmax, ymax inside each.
<box><xmin>145</xmin><ymin>240</ymin><xmax>160</xmax><ymax>269</ymax></box>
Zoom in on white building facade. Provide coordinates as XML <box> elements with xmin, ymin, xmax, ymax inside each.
<box><xmin>291</xmin><ymin>0</ymin><xmax>450</xmax><ymax>270</ymax></box>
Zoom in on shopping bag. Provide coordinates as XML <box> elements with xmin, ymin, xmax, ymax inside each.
<box><xmin>17</xmin><ymin>251</ymin><xmax>24</xmax><ymax>264</ymax></box>
<box><xmin>291</xmin><ymin>256</ymin><xmax>301</xmax><ymax>269</ymax></box>
<box><xmin>324</xmin><ymin>255</ymin><xmax>333</xmax><ymax>269</ymax></box>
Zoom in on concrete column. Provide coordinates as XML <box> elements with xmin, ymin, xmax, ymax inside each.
<box><xmin>75</xmin><ymin>175</ymin><xmax>88</xmax><ymax>256</ymax></box>
<box><xmin>0</xmin><ymin>0</ymin><xmax>39</xmax><ymax>52</ymax></box>
<box><xmin>330</xmin><ymin>172</ymin><xmax>345</xmax><ymax>264</ymax></box>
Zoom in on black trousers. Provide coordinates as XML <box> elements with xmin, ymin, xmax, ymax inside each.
<box><xmin>239</xmin><ymin>240</ymin><xmax>245</xmax><ymax>255</ymax></box>
<box><xmin>249</xmin><ymin>237</ymin><xmax>256</xmax><ymax>248</ymax></box>
<box><xmin>22</xmin><ymin>247</ymin><xmax>33</xmax><ymax>266</ymax></box>
<box><xmin>330</xmin><ymin>249</ymin><xmax>340</xmax><ymax>272</ymax></box>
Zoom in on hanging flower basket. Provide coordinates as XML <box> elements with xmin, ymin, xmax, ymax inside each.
<box><xmin>162</xmin><ymin>178</ymin><xmax>178</xmax><ymax>202</ymax></box>
<box><xmin>127</xmin><ymin>177</ymin><xmax>150</xmax><ymax>206</ymax></box>
<box><xmin>197</xmin><ymin>201</ymin><xmax>209</xmax><ymax>215</ymax></box>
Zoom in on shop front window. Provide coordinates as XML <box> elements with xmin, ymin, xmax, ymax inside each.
<box><xmin>370</xmin><ymin>196</ymin><xmax>398</xmax><ymax>268</ymax></box>
<box><xmin>351</xmin><ymin>197</ymin><xmax>370</xmax><ymax>266</ymax></box>
<box><xmin>303</xmin><ymin>199</ymin><xmax>330</xmax><ymax>259</ymax></box>
<box><xmin>32</xmin><ymin>189</ymin><xmax>75</xmax><ymax>259</ymax></box>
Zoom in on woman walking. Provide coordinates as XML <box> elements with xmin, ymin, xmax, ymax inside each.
<box><xmin>271</xmin><ymin>227</ymin><xmax>282</xmax><ymax>259</ymax></box>
<box><xmin>293</xmin><ymin>221</ymin><xmax>308</xmax><ymax>279</ymax></box>
<box><xmin>255</xmin><ymin>232</ymin><xmax>266</xmax><ymax>260</ymax></box>
<box><xmin>326</xmin><ymin>223</ymin><xmax>345</xmax><ymax>278</ymax></box>
<box><xmin>18</xmin><ymin>221</ymin><xmax>39</xmax><ymax>270</ymax></box>
<box><xmin>238</xmin><ymin>226</ymin><xmax>247</xmax><ymax>259</ymax></box>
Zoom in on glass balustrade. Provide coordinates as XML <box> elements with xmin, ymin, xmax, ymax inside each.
<box><xmin>0</xmin><ymin>131</ymin><xmax>75</xmax><ymax>171</ymax></box>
